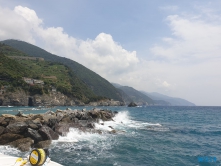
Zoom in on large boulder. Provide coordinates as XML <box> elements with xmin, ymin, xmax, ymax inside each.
<box><xmin>0</xmin><ymin>115</ymin><xmax>16</xmax><ymax>126</ymax></box>
<box><xmin>0</xmin><ymin>133</ymin><xmax>24</xmax><ymax>144</ymax></box>
<box><xmin>9</xmin><ymin>137</ymin><xmax>34</xmax><ymax>152</ymax></box>
<box><xmin>54</xmin><ymin>123</ymin><xmax>70</xmax><ymax>136</ymax></box>
<box><xmin>32</xmin><ymin>118</ymin><xmax>43</xmax><ymax>128</ymax></box>
<box><xmin>34</xmin><ymin>140</ymin><xmax>52</xmax><ymax>149</ymax></box>
<box><xmin>88</xmin><ymin>109</ymin><xmax>101</xmax><ymax>120</ymax></box>
<box><xmin>25</xmin><ymin>119</ymin><xmax>40</xmax><ymax>130</ymax></box>
<box><xmin>128</xmin><ymin>102</ymin><xmax>137</xmax><ymax>107</ymax></box>
<box><xmin>38</xmin><ymin>125</ymin><xmax>59</xmax><ymax>140</ymax></box>
<box><xmin>25</xmin><ymin>128</ymin><xmax>43</xmax><ymax>143</ymax></box>
<box><xmin>0</xmin><ymin>126</ymin><xmax>5</xmax><ymax>135</ymax></box>
<box><xmin>6</xmin><ymin>121</ymin><xmax>28</xmax><ymax>134</ymax></box>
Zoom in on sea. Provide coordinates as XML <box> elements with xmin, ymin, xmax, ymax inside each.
<box><xmin>0</xmin><ymin>106</ymin><xmax>221</xmax><ymax>166</ymax></box>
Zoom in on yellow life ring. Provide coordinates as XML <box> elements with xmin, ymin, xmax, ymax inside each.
<box><xmin>29</xmin><ymin>149</ymin><xmax>47</xmax><ymax>166</ymax></box>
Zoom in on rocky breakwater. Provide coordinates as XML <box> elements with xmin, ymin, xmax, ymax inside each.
<box><xmin>0</xmin><ymin>108</ymin><xmax>118</xmax><ymax>151</ymax></box>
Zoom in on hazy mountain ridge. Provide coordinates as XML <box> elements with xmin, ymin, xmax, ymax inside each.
<box><xmin>112</xmin><ymin>84</ymin><xmax>155</xmax><ymax>105</ymax></box>
<box><xmin>142</xmin><ymin>92</ymin><xmax>195</xmax><ymax>106</ymax></box>
<box><xmin>112</xmin><ymin>83</ymin><xmax>195</xmax><ymax>106</ymax></box>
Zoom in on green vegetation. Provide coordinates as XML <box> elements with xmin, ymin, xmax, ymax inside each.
<box><xmin>0</xmin><ymin>43</ymin><xmax>107</xmax><ymax>102</ymax></box>
<box><xmin>1</xmin><ymin>39</ymin><xmax>123</xmax><ymax>101</ymax></box>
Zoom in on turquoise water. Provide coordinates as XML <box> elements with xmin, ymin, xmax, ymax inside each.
<box><xmin>0</xmin><ymin>106</ymin><xmax>221</xmax><ymax>166</ymax></box>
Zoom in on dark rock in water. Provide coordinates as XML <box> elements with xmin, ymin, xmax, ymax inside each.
<box><xmin>9</xmin><ymin>137</ymin><xmax>34</xmax><ymax>152</ymax></box>
<box><xmin>34</xmin><ymin>140</ymin><xmax>52</xmax><ymax>149</ymax></box>
<box><xmin>109</xmin><ymin>130</ymin><xmax>117</xmax><ymax>134</ymax></box>
<box><xmin>87</xmin><ymin>122</ymin><xmax>95</xmax><ymax>129</ymax></box>
<box><xmin>0</xmin><ymin>126</ymin><xmax>5</xmax><ymax>135</ymax></box>
<box><xmin>6</xmin><ymin>121</ymin><xmax>28</xmax><ymax>134</ymax></box>
<box><xmin>0</xmin><ymin>133</ymin><xmax>24</xmax><ymax>144</ymax></box>
<box><xmin>128</xmin><ymin>102</ymin><xmax>137</xmax><ymax>107</ymax></box>
<box><xmin>38</xmin><ymin>125</ymin><xmax>59</xmax><ymax>140</ymax></box>
<box><xmin>88</xmin><ymin>110</ymin><xmax>101</xmax><ymax>120</ymax></box>
<box><xmin>25</xmin><ymin>128</ymin><xmax>43</xmax><ymax>143</ymax></box>
<box><xmin>108</xmin><ymin>126</ymin><xmax>114</xmax><ymax>129</ymax></box>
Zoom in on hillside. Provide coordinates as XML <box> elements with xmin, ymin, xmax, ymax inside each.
<box><xmin>142</xmin><ymin>92</ymin><xmax>195</xmax><ymax>106</ymax></box>
<box><xmin>0</xmin><ymin>43</ymin><xmax>100</xmax><ymax>102</ymax></box>
<box><xmin>1</xmin><ymin>39</ymin><xmax>122</xmax><ymax>101</ymax></box>
<box><xmin>117</xmin><ymin>86</ymin><xmax>155</xmax><ymax>105</ymax></box>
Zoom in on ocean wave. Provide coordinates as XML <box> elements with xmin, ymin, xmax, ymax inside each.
<box><xmin>56</xmin><ymin>111</ymin><xmax>168</xmax><ymax>144</ymax></box>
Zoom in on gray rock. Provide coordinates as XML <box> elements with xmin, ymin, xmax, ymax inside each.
<box><xmin>38</xmin><ymin>125</ymin><xmax>59</xmax><ymax>140</ymax></box>
<box><xmin>9</xmin><ymin>137</ymin><xmax>34</xmax><ymax>152</ymax></box>
<box><xmin>0</xmin><ymin>133</ymin><xmax>24</xmax><ymax>145</ymax></box>
<box><xmin>25</xmin><ymin>128</ymin><xmax>43</xmax><ymax>143</ymax></box>
<box><xmin>54</xmin><ymin>123</ymin><xmax>70</xmax><ymax>136</ymax></box>
<box><xmin>34</xmin><ymin>140</ymin><xmax>52</xmax><ymax>149</ymax></box>
<box><xmin>6</xmin><ymin>121</ymin><xmax>28</xmax><ymax>134</ymax></box>
<box><xmin>0</xmin><ymin>126</ymin><xmax>5</xmax><ymax>136</ymax></box>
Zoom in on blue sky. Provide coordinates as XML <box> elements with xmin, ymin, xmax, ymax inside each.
<box><xmin>0</xmin><ymin>0</ymin><xmax>221</xmax><ymax>106</ymax></box>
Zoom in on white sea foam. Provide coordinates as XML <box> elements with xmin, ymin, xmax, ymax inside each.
<box><xmin>0</xmin><ymin>145</ymin><xmax>28</xmax><ymax>157</ymax></box>
<box><xmin>56</xmin><ymin>127</ymin><xmax>108</xmax><ymax>143</ymax></box>
<box><xmin>57</xmin><ymin>110</ymin><xmax>166</xmax><ymax>143</ymax></box>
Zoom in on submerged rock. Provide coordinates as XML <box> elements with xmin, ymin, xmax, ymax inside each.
<box><xmin>128</xmin><ymin>102</ymin><xmax>137</xmax><ymax>107</ymax></box>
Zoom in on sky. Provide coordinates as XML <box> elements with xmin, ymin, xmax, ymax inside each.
<box><xmin>0</xmin><ymin>0</ymin><xmax>221</xmax><ymax>106</ymax></box>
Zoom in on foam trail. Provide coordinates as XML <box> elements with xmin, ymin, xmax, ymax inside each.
<box><xmin>57</xmin><ymin>128</ymin><xmax>107</xmax><ymax>143</ymax></box>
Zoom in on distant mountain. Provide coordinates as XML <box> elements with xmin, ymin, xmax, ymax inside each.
<box><xmin>116</xmin><ymin>86</ymin><xmax>155</xmax><ymax>105</ymax></box>
<box><xmin>142</xmin><ymin>92</ymin><xmax>195</xmax><ymax>106</ymax></box>
<box><xmin>112</xmin><ymin>83</ymin><xmax>194</xmax><ymax>106</ymax></box>
<box><xmin>1</xmin><ymin>39</ymin><xmax>122</xmax><ymax>101</ymax></box>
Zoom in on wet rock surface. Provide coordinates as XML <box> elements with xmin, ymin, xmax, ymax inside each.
<box><xmin>0</xmin><ymin>108</ymin><xmax>117</xmax><ymax>151</ymax></box>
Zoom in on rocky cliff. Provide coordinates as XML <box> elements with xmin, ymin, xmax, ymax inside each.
<box><xmin>0</xmin><ymin>90</ymin><xmax>124</xmax><ymax>106</ymax></box>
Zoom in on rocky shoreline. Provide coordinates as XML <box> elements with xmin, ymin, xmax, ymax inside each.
<box><xmin>0</xmin><ymin>108</ymin><xmax>118</xmax><ymax>151</ymax></box>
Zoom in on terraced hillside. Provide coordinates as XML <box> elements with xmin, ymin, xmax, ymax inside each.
<box><xmin>1</xmin><ymin>40</ymin><xmax>123</xmax><ymax>101</ymax></box>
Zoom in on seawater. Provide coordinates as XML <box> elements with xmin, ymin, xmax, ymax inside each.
<box><xmin>0</xmin><ymin>106</ymin><xmax>221</xmax><ymax>166</ymax></box>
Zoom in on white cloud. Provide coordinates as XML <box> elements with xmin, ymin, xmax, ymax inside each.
<box><xmin>0</xmin><ymin>6</ymin><xmax>35</xmax><ymax>43</ymax></box>
<box><xmin>0</xmin><ymin>5</ymin><xmax>139</xmax><ymax>80</ymax></box>
<box><xmin>14</xmin><ymin>6</ymin><xmax>43</xmax><ymax>27</ymax></box>
<box><xmin>151</xmin><ymin>14</ymin><xmax>221</xmax><ymax>62</ymax></box>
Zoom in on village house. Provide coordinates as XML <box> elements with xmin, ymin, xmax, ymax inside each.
<box><xmin>51</xmin><ymin>86</ymin><xmax>57</xmax><ymax>93</ymax></box>
<box><xmin>23</xmin><ymin>77</ymin><xmax>44</xmax><ymax>86</ymax></box>
<box><xmin>23</xmin><ymin>77</ymin><xmax>34</xmax><ymax>84</ymax></box>
<box><xmin>33</xmin><ymin>79</ymin><xmax>44</xmax><ymax>85</ymax></box>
